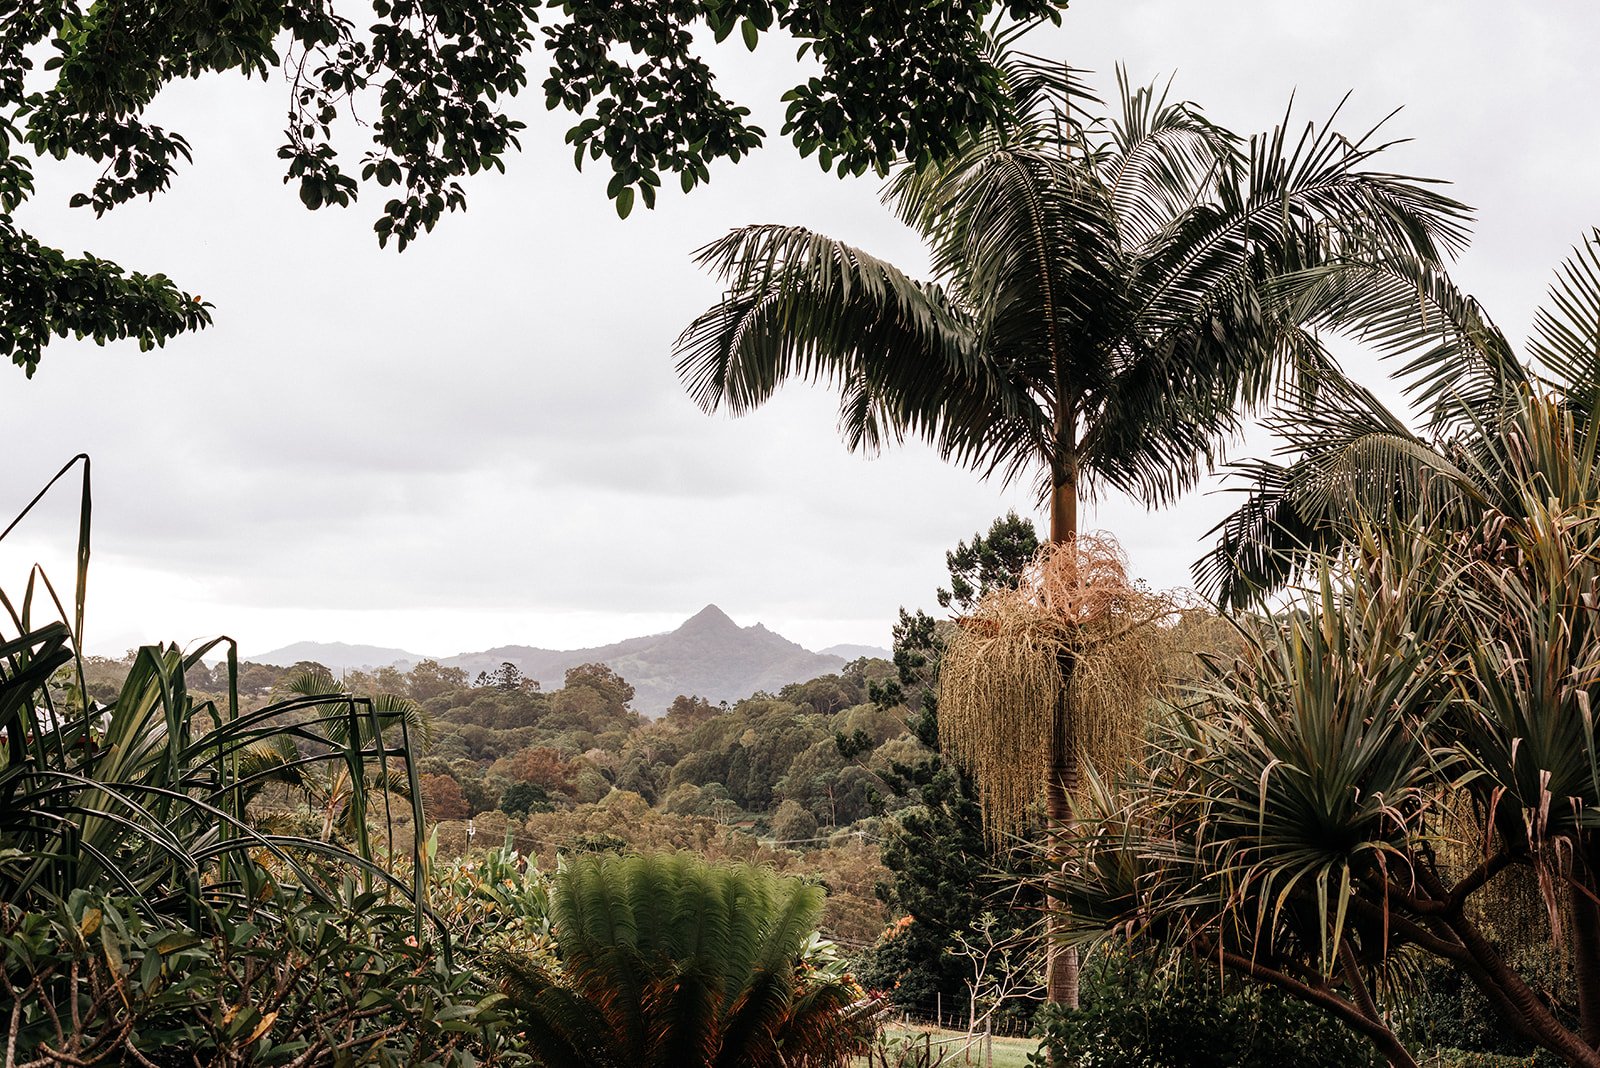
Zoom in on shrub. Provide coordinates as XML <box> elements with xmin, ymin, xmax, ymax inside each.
<box><xmin>1422</xmin><ymin>1053</ymin><xmax>1548</xmax><ymax>1068</ymax></box>
<box><xmin>1030</xmin><ymin>951</ymin><xmax>1381</xmax><ymax>1068</ymax></box>
<box><xmin>772</xmin><ymin>798</ymin><xmax>821</xmax><ymax>842</ymax></box>
<box><xmin>0</xmin><ymin>459</ymin><xmax>495</xmax><ymax>1065</ymax></box>
<box><xmin>500</xmin><ymin>780</ymin><xmax>552</xmax><ymax>817</ymax></box>
<box><xmin>427</xmin><ymin>833</ymin><xmax>555</xmax><ymax>965</ymax></box>
<box><xmin>1401</xmin><ymin>950</ymin><xmax>1569</xmax><ymax>1063</ymax></box>
<box><xmin>0</xmin><ymin>885</ymin><xmax>502</xmax><ymax>1065</ymax></box>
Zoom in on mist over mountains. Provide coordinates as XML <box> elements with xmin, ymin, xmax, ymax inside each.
<box><xmin>243</xmin><ymin>605</ymin><xmax>889</xmax><ymax>715</ymax></box>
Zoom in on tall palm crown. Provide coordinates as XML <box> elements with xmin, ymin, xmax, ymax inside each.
<box><xmin>675</xmin><ymin>54</ymin><xmax>1472</xmax><ymax>543</ymax></box>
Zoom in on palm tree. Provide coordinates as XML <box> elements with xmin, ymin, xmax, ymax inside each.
<box><xmin>675</xmin><ymin>52</ymin><xmax>1469</xmax><ymax>1007</ymax></box>
<box><xmin>1195</xmin><ymin>231</ymin><xmax>1600</xmax><ymax>608</ymax></box>
<box><xmin>235</xmin><ymin>667</ymin><xmax>430</xmax><ymax>846</ymax></box>
<box><xmin>497</xmin><ymin>852</ymin><xmax>870</xmax><ymax>1068</ymax></box>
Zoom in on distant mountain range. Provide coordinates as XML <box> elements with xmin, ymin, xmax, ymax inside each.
<box><xmin>242</xmin><ymin>606</ymin><xmax>890</xmax><ymax>716</ymax></box>
<box><xmin>240</xmin><ymin>641</ymin><xmax>423</xmax><ymax>673</ymax></box>
<box><xmin>818</xmin><ymin>643</ymin><xmax>893</xmax><ymax>661</ymax></box>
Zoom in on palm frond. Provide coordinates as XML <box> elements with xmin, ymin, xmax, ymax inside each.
<box><xmin>883</xmin><ymin>51</ymin><xmax>1098</xmax><ymax>234</ymax></box>
<box><xmin>1527</xmin><ymin>228</ymin><xmax>1600</xmax><ymax>412</ymax></box>
<box><xmin>1100</xmin><ymin>66</ymin><xmax>1237</xmax><ymax>252</ymax></box>
<box><xmin>1270</xmin><ymin>255</ymin><xmax>1522</xmax><ymax>435</ymax></box>
<box><xmin>676</xmin><ymin>224</ymin><xmax>1043</xmax><ymax>483</ymax></box>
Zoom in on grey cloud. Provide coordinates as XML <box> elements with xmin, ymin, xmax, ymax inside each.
<box><xmin>4</xmin><ymin>1</ymin><xmax>1597</xmax><ymax>658</ymax></box>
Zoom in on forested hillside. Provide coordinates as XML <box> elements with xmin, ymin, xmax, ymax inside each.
<box><xmin>81</xmin><ymin>646</ymin><xmax>912</xmax><ymax>944</ymax></box>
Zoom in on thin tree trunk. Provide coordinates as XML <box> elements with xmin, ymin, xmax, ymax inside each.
<box><xmin>1444</xmin><ymin>907</ymin><xmax>1600</xmax><ymax>1068</ymax></box>
<box><xmin>1045</xmin><ymin>472</ymin><xmax>1080</xmax><ymax>1015</ymax></box>
<box><xmin>1045</xmin><ymin>708</ymin><xmax>1079</xmax><ymax>1010</ymax></box>
<box><xmin>1049</xmin><ymin>478</ymin><xmax>1078</xmax><ymax>544</ymax></box>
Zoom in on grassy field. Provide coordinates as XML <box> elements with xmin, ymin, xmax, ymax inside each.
<box><xmin>856</xmin><ymin>1024</ymin><xmax>1039</xmax><ymax>1068</ymax></box>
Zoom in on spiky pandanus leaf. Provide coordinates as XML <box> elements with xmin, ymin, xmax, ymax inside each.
<box><xmin>0</xmin><ymin>458</ymin><xmax>434</xmax><ymax>945</ymax></box>
<box><xmin>1068</xmin><ymin>399</ymin><xmax>1600</xmax><ymax>1065</ymax></box>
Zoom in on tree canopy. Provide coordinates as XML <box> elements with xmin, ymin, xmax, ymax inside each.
<box><xmin>2</xmin><ymin>0</ymin><xmax>1064</xmax><ymax>375</ymax></box>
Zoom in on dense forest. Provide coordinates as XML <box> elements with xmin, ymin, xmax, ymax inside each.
<box><xmin>73</xmin><ymin>643</ymin><xmax>935</xmax><ymax>944</ymax></box>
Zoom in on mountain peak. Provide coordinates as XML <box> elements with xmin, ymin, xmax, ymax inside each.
<box><xmin>680</xmin><ymin>603</ymin><xmax>738</xmax><ymax>633</ymax></box>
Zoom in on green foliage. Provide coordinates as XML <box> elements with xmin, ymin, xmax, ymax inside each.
<box><xmin>1030</xmin><ymin>953</ymin><xmax>1380</xmax><ymax>1068</ymax></box>
<box><xmin>771</xmin><ymin>798</ymin><xmax>820</xmax><ymax>842</ymax></box>
<box><xmin>864</xmin><ymin>1030</ymin><xmax>952</xmax><ymax>1068</ymax></box>
<box><xmin>0</xmin><ymin>886</ymin><xmax>499</xmax><ymax>1066</ymax></box>
<box><xmin>543</xmin><ymin>2</ymin><xmax>1064</xmax><ymax>200</ymax></box>
<box><xmin>671</xmin><ymin>695</ymin><xmax>838</xmax><ymax>814</ymax></box>
<box><xmin>0</xmin><ymin>458</ymin><xmax>488</xmax><ymax>1062</ymax></box>
<box><xmin>2</xmin><ymin>612</ymin><xmax>426</xmax><ymax>921</ymax></box>
<box><xmin>2</xmin><ymin>0</ymin><xmax>1066</xmax><ymax>373</ymax></box>
<box><xmin>477</xmin><ymin>661</ymin><xmax>535</xmax><ymax>691</ymax></box>
<box><xmin>1066</xmin><ymin>389</ymin><xmax>1600</xmax><ymax>1064</ymax></box>
<box><xmin>858</xmin><ymin>759</ymin><xmax>1041</xmax><ymax>1018</ymax></box>
<box><xmin>501</xmin><ymin>780</ymin><xmax>552</xmax><ymax>816</ymax></box>
<box><xmin>427</xmin><ymin>834</ymin><xmax>554</xmax><ymax>964</ymax></box>
<box><xmin>1422</xmin><ymin>1052</ymin><xmax>1549</xmax><ymax>1068</ymax></box>
<box><xmin>0</xmin><ymin>226</ymin><xmax>211</xmax><ymax>377</ymax></box>
<box><xmin>939</xmin><ymin>511</ymin><xmax>1039</xmax><ymax>613</ymax></box>
<box><xmin>497</xmin><ymin>851</ymin><xmax>872</xmax><ymax>1068</ymax></box>
<box><xmin>1403</xmin><ymin>961</ymin><xmax>1560</xmax><ymax>1061</ymax></box>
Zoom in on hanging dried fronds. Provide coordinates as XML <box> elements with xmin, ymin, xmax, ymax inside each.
<box><xmin>938</xmin><ymin>535</ymin><xmax>1185</xmax><ymax>842</ymax></box>
<box><xmin>1071</xmin><ymin>626</ymin><xmax>1165</xmax><ymax>787</ymax></box>
<box><xmin>938</xmin><ymin>597</ymin><xmax>1061</xmax><ymax>840</ymax></box>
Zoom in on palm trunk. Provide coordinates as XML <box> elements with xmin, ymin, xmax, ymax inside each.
<box><xmin>1049</xmin><ymin>476</ymin><xmax>1078</xmax><ymax>543</ymax></box>
<box><xmin>1045</xmin><ymin>474</ymin><xmax>1080</xmax><ymax>1015</ymax></box>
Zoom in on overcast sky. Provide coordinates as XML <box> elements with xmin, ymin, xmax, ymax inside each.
<box><xmin>3</xmin><ymin>1</ymin><xmax>1595</xmax><ymax>660</ymax></box>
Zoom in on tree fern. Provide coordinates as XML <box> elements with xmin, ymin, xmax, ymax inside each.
<box><xmin>499</xmin><ymin>853</ymin><xmax>869</xmax><ymax>1068</ymax></box>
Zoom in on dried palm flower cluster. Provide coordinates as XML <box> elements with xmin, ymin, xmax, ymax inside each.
<box><xmin>938</xmin><ymin>534</ymin><xmax>1184</xmax><ymax>841</ymax></box>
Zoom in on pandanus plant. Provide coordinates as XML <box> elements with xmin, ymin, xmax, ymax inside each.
<box><xmin>0</xmin><ymin>457</ymin><xmax>430</xmax><ymax>924</ymax></box>
<box><xmin>676</xmin><ymin>44</ymin><xmax>1470</xmax><ymax>1005</ymax></box>
<box><xmin>1064</xmin><ymin>392</ymin><xmax>1600</xmax><ymax>1068</ymax></box>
